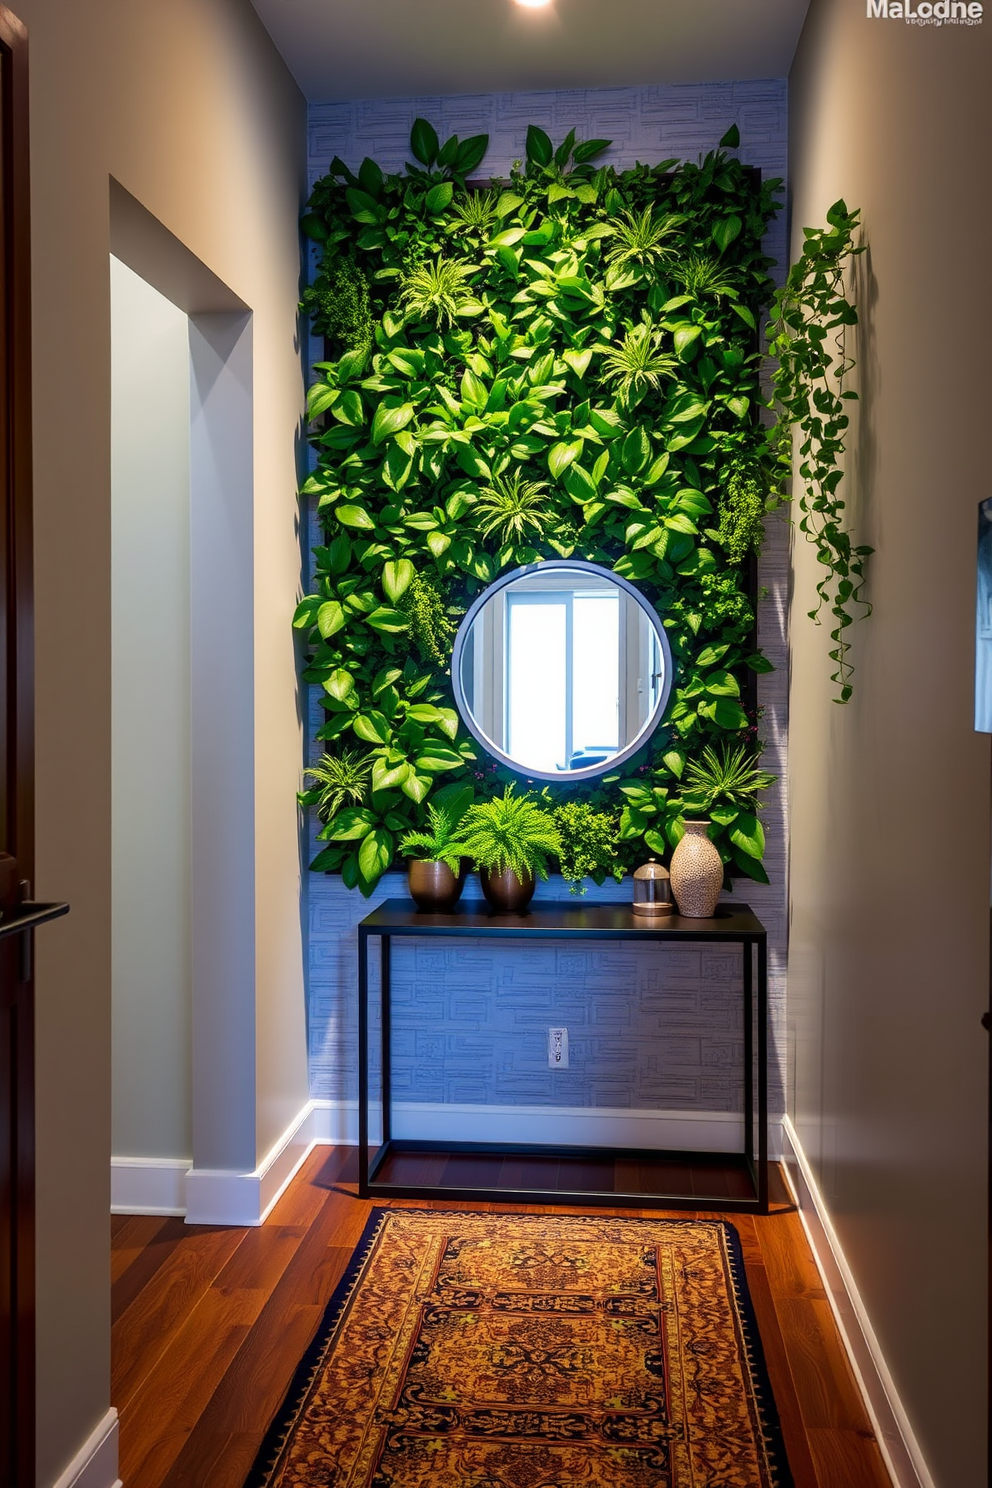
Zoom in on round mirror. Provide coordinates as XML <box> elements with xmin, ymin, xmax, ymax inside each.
<box><xmin>451</xmin><ymin>560</ymin><xmax>674</xmax><ymax>783</ymax></box>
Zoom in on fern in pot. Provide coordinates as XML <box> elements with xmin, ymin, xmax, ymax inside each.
<box><xmin>398</xmin><ymin>787</ymin><xmax>472</xmax><ymax>911</ymax></box>
<box><xmin>458</xmin><ymin>786</ymin><xmax>561</xmax><ymax>914</ymax></box>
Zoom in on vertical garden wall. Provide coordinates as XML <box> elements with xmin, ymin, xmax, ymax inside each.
<box><xmin>297</xmin><ymin>118</ymin><xmax>783</xmax><ymax>893</ymax></box>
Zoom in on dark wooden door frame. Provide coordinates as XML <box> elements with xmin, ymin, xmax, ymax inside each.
<box><xmin>0</xmin><ymin>6</ymin><xmax>34</xmax><ymax>1485</ymax></box>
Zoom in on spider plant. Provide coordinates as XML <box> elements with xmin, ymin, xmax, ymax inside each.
<box><xmin>399</xmin><ymin>801</ymin><xmax>470</xmax><ymax>873</ymax></box>
<box><xmin>681</xmin><ymin>743</ymin><xmax>776</xmax><ymax>814</ymax></box>
<box><xmin>600</xmin><ymin>322</ymin><xmax>678</xmax><ymax>401</ymax></box>
<box><xmin>449</xmin><ymin>190</ymin><xmax>499</xmax><ymax>240</ymax></box>
<box><xmin>474</xmin><ymin>471</ymin><xmax>550</xmax><ymax>546</ymax></box>
<box><xmin>603</xmin><ymin>206</ymin><xmax>684</xmax><ymax>275</ymax></box>
<box><xmin>668</xmin><ymin>253</ymin><xmax>740</xmax><ymax>299</ymax></box>
<box><xmin>303</xmin><ymin>749</ymin><xmax>373</xmax><ymax>822</ymax></box>
<box><xmin>398</xmin><ymin>257</ymin><xmax>481</xmax><ymax>329</ymax></box>
<box><xmin>458</xmin><ymin>787</ymin><xmax>561</xmax><ymax>882</ymax></box>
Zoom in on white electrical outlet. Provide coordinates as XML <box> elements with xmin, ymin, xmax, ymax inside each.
<box><xmin>548</xmin><ymin>1026</ymin><xmax>569</xmax><ymax>1069</ymax></box>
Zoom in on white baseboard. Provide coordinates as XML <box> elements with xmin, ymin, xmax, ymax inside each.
<box><xmin>780</xmin><ymin>1115</ymin><xmax>934</xmax><ymax>1488</ymax></box>
<box><xmin>312</xmin><ymin>1099</ymin><xmax>783</xmax><ymax>1157</ymax></box>
<box><xmin>184</xmin><ymin>1100</ymin><xmax>319</xmax><ymax>1226</ymax></box>
<box><xmin>111</xmin><ymin>1156</ymin><xmax>190</xmax><ymax>1216</ymax></box>
<box><xmin>50</xmin><ymin>1408</ymin><xmax>121</xmax><ymax>1488</ymax></box>
<box><xmin>113</xmin><ymin>1102</ymin><xmax>321</xmax><ymax>1226</ymax></box>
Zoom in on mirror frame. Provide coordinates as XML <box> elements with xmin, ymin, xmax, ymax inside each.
<box><xmin>451</xmin><ymin>559</ymin><xmax>675</xmax><ymax>783</ymax></box>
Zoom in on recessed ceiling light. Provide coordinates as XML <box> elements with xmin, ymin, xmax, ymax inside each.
<box><xmin>513</xmin><ymin>0</ymin><xmax>554</xmax><ymax>9</ymax></box>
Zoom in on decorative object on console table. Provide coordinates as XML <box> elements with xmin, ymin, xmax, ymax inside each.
<box><xmin>632</xmin><ymin>858</ymin><xmax>673</xmax><ymax>916</ymax></box>
<box><xmin>457</xmin><ymin>786</ymin><xmax>561</xmax><ymax>916</ymax></box>
<box><xmin>670</xmin><ymin>821</ymin><xmax>724</xmax><ymax>918</ymax></box>
<box><xmin>398</xmin><ymin>794</ymin><xmax>472</xmax><ymax>911</ymax></box>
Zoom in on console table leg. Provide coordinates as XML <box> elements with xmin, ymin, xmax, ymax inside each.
<box><xmin>358</xmin><ymin>929</ymin><xmax>370</xmax><ymax>1197</ymax></box>
<box><xmin>743</xmin><ymin>939</ymin><xmax>754</xmax><ymax>1167</ymax></box>
<box><xmin>757</xmin><ymin>936</ymin><xmax>769</xmax><ymax>1212</ymax></box>
<box><xmin>381</xmin><ymin>935</ymin><xmax>392</xmax><ymax>1146</ymax></box>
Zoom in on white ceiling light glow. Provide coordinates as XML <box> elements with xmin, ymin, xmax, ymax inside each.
<box><xmin>513</xmin><ymin>0</ymin><xmax>554</xmax><ymax>8</ymax></box>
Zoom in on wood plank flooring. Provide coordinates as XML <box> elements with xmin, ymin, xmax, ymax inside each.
<box><xmin>111</xmin><ymin>1148</ymin><xmax>893</xmax><ymax>1488</ymax></box>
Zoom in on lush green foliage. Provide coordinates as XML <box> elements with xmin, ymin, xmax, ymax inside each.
<box><xmin>458</xmin><ymin>787</ymin><xmax>562</xmax><ymax>880</ymax></box>
<box><xmin>766</xmin><ymin>200</ymin><xmax>869</xmax><ymax>703</ymax></box>
<box><xmin>398</xmin><ymin>790</ymin><xmax>473</xmax><ymax>872</ymax></box>
<box><xmin>550</xmin><ymin>800</ymin><xmax>623</xmax><ymax>893</ymax></box>
<box><xmin>297</xmin><ymin>119</ymin><xmax>784</xmax><ymax>893</ymax></box>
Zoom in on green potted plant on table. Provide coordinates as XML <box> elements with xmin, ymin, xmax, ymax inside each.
<box><xmin>458</xmin><ymin>786</ymin><xmax>562</xmax><ymax>914</ymax></box>
<box><xmin>398</xmin><ymin>788</ymin><xmax>472</xmax><ymax>911</ymax></box>
<box><xmin>670</xmin><ymin>744</ymin><xmax>775</xmax><ymax>917</ymax></box>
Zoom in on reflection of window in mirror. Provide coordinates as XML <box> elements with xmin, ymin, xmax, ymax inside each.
<box><xmin>454</xmin><ymin>560</ymin><xmax>671</xmax><ymax>781</ymax></box>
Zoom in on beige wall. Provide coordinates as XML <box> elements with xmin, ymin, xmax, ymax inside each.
<box><xmin>788</xmin><ymin>4</ymin><xmax>989</xmax><ymax>1485</ymax></box>
<box><xmin>16</xmin><ymin>1</ymin><xmax>307</xmax><ymax>1481</ymax></box>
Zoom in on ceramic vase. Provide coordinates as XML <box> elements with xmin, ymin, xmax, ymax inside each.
<box><xmin>480</xmin><ymin>866</ymin><xmax>535</xmax><ymax>914</ymax></box>
<box><xmin>407</xmin><ymin>860</ymin><xmax>466</xmax><ymax>912</ymax></box>
<box><xmin>669</xmin><ymin>821</ymin><xmax>724</xmax><ymax>918</ymax></box>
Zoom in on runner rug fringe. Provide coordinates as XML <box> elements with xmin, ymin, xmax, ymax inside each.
<box><xmin>245</xmin><ymin>1208</ymin><xmax>792</xmax><ymax>1487</ymax></box>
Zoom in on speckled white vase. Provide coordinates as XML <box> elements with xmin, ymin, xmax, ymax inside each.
<box><xmin>669</xmin><ymin>820</ymin><xmax>724</xmax><ymax>918</ymax></box>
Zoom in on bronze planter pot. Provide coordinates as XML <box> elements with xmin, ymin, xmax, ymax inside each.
<box><xmin>480</xmin><ymin>866</ymin><xmax>536</xmax><ymax>915</ymax></box>
<box><xmin>407</xmin><ymin>859</ymin><xmax>466</xmax><ymax>912</ymax></box>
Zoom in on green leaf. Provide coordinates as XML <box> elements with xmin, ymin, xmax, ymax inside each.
<box><xmin>382</xmin><ymin>559</ymin><xmax>415</xmax><ymax>604</ymax></box>
<box><xmin>696</xmin><ymin>642</ymin><xmax>730</xmax><ymax>668</ymax></box>
<box><xmin>328</xmin><ymin>807</ymin><xmax>376</xmax><ymax>842</ymax></box>
<box><xmin>425</xmin><ymin>180</ymin><xmax>454</xmax><ymax>214</ymax></box>
<box><xmin>526</xmin><ymin>125</ymin><xmax>553</xmax><ymax>166</ymax></box>
<box><xmin>414</xmin><ymin>744</ymin><xmax>463</xmax><ymax>773</ymax></box>
<box><xmin>729</xmin><ymin>812</ymin><xmax>765</xmax><ymax>860</ymax></box>
<box><xmin>372</xmin><ymin>759</ymin><xmax>410</xmax><ymax>794</ymax></box>
<box><xmin>345</xmin><ymin>188</ymin><xmax>380</xmax><ymax>224</ymax></box>
<box><xmin>663</xmin><ymin>750</ymin><xmax>685</xmax><ymax>779</ymax></box>
<box><xmin>410</xmin><ymin>118</ymin><xmax>440</xmax><ymax>166</ymax></box>
<box><xmin>490</xmin><ymin>227</ymin><xmax>527</xmax><ymax>248</ymax></box>
<box><xmin>673</xmin><ymin>323</ymin><xmax>702</xmax><ymax>359</ymax></box>
<box><xmin>397</xmin><ymin>772</ymin><xmax>428</xmax><ymax>804</ymax></box>
<box><xmin>353</xmin><ymin>711</ymin><xmax>392</xmax><ymax>744</ymax></box>
<box><xmin>455</xmin><ymin>133</ymin><xmax>489</xmax><ymax>174</ymax></box>
<box><xmin>317</xmin><ymin>601</ymin><xmax>346</xmax><ymax>639</ymax></box>
<box><xmin>292</xmin><ymin>595</ymin><xmax>322</xmax><ymax>630</ymax></box>
<box><xmin>548</xmin><ymin>440</ymin><xmax>583</xmax><ymax>479</ymax></box>
<box><xmin>372</xmin><ymin>402</ymin><xmax>415</xmax><ymax>446</ymax></box>
<box><xmin>366</xmin><ymin>606</ymin><xmax>410</xmax><ymax>634</ymax></box>
<box><xmin>621</xmin><ymin>427</ymin><xmax>652</xmax><ymax>476</ymax></box>
<box><xmin>719</xmin><ymin>123</ymin><xmax>740</xmax><ymax>148</ymax></box>
<box><xmin>644</xmin><ymin>830</ymin><xmax>668</xmax><ymax>856</ymax></box>
<box><xmin>359</xmin><ymin>828</ymin><xmax>394</xmax><ymax>882</ymax></box>
<box><xmin>326</xmin><ymin>533</ymin><xmax>353</xmax><ymax>574</ymax></box>
<box><xmin>335</xmin><ymin>505</ymin><xmax>376</xmax><ymax>531</ymax></box>
<box><xmin>703</xmin><ymin>669</ymin><xmax>741</xmax><ymax>699</ymax></box>
<box><xmin>334</xmin><ymin>389</ymin><xmax>365</xmax><ymax>426</ymax></box>
<box><xmin>495</xmin><ymin>191</ymin><xmax>525</xmax><ymax>218</ymax></box>
<box><xmin>712</xmin><ymin>214</ymin><xmax>743</xmax><ymax>253</ymax></box>
<box><xmin>562</xmin><ymin>348</ymin><xmax>593</xmax><ymax>379</ymax></box>
<box><xmin>324</xmin><ymin>668</ymin><xmax>356</xmax><ymax>702</ymax></box>
<box><xmin>572</xmin><ymin>138</ymin><xmax>612</xmax><ymax>163</ymax></box>
<box><xmin>745</xmin><ymin>653</ymin><xmax>775</xmax><ymax>673</ymax></box>
<box><xmin>699</xmin><ymin>697</ymin><xmax>749</xmax><ymax>731</ymax></box>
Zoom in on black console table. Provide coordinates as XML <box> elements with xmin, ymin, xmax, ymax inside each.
<box><xmin>357</xmin><ymin>898</ymin><xmax>768</xmax><ymax>1213</ymax></box>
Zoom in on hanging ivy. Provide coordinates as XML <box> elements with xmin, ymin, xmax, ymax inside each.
<box><xmin>295</xmin><ymin>120</ymin><xmax>783</xmax><ymax>893</ymax></box>
<box><xmin>766</xmin><ymin>201</ymin><xmax>869</xmax><ymax>703</ymax></box>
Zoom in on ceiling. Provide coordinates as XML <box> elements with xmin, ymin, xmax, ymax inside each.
<box><xmin>249</xmin><ymin>0</ymin><xmax>812</xmax><ymax>104</ymax></box>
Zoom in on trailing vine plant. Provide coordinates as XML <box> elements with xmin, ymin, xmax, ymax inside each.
<box><xmin>296</xmin><ymin>119</ymin><xmax>785</xmax><ymax>893</ymax></box>
<box><xmin>765</xmin><ymin>200</ymin><xmax>870</xmax><ymax>702</ymax></box>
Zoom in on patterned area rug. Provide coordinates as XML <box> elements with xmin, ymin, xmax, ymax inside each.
<box><xmin>245</xmin><ymin>1209</ymin><xmax>792</xmax><ymax>1488</ymax></box>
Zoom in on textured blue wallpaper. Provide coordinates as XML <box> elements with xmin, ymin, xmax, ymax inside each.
<box><xmin>304</xmin><ymin>79</ymin><xmax>790</xmax><ymax>1125</ymax></box>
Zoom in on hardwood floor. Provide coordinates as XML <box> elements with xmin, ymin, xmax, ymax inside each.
<box><xmin>111</xmin><ymin>1148</ymin><xmax>893</xmax><ymax>1488</ymax></box>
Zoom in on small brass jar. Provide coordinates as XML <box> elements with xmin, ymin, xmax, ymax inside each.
<box><xmin>632</xmin><ymin>858</ymin><xmax>674</xmax><ymax>916</ymax></box>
